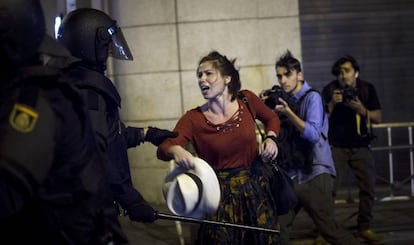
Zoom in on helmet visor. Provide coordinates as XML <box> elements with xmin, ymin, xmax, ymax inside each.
<box><xmin>107</xmin><ymin>26</ymin><xmax>133</xmax><ymax>60</ymax></box>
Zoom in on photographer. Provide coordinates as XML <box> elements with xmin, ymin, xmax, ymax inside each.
<box><xmin>322</xmin><ymin>55</ymin><xmax>383</xmax><ymax>244</ymax></box>
<box><xmin>264</xmin><ymin>51</ymin><xmax>360</xmax><ymax>245</ymax></box>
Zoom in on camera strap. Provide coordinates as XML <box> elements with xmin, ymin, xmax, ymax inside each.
<box><xmin>356</xmin><ymin>109</ymin><xmax>374</xmax><ymax>139</ymax></box>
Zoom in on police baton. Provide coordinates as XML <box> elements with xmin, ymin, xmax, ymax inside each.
<box><xmin>155</xmin><ymin>212</ymin><xmax>280</xmax><ymax>234</ymax></box>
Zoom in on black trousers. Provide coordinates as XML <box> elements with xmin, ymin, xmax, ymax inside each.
<box><xmin>332</xmin><ymin>147</ymin><xmax>376</xmax><ymax>230</ymax></box>
<box><xmin>279</xmin><ymin>173</ymin><xmax>360</xmax><ymax>245</ymax></box>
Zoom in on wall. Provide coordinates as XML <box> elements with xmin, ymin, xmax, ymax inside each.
<box><xmin>298</xmin><ymin>0</ymin><xmax>414</xmax><ymax>187</ymax></box>
<box><xmin>105</xmin><ymin>0</ymin><xmax>302</xmax><ymax>204</ymax></box>
<box><xmin>299</xmin><ymin>0</ymin><xmax>414</xmax><ymax>122</ymax></box>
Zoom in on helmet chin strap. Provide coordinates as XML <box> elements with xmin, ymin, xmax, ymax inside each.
<box><xmin>94</xmin><ymin>33</ymin><xmax>110</xmax><ymax>72</ymax></box>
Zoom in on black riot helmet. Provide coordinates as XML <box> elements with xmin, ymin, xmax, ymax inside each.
<box><xmin>57</xmin><ymin>8</ymin><xmax>133</xmax><ymax>71</ymax></box>
<box><xmin>0</xmin><ymin>0</ymin><xmax>45</xmax><ymax>69</ymax></box>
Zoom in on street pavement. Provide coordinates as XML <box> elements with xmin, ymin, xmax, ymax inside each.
<box><xmin>120</xmin><ymin>194</ymin><xmax>414</xmax><ymax>245</ymax></box>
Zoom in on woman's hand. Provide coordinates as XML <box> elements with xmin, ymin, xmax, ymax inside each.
<box><xmin>167</xmin><ymin>145</ymin><xmax>195</xmax><ymax>169</ymax></box>
<box><xmin>260</xmin><ymin>135</ymin><xmax>279</xmax><ymax>160</ymax></box>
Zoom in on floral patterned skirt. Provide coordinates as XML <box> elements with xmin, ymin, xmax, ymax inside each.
<box><xmin>195</xmin><ymin>167</ymin><xmax>280</xmax><ymax>245</ymax></box>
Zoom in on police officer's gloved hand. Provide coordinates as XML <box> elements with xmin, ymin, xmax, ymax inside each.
<box><xmin>144</xmin><ymin>127</ymin><xmax>178</xmax><ymax>146</ymax></box>
<box><xmin>126</xmin><ymin>202</ymin><xmax>158</xmax><ymax>223</ymax></box>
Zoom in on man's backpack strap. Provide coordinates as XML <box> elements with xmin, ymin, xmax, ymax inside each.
<box><xmin>298</xmin><ymin>88</ymin><xmax>327</xmax><ymax>141</ymax></box>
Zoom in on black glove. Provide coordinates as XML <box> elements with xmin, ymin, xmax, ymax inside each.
<box><xmin>144</xmin><ymin>127</ymin><xmax>178</xmax><ymax>146</ymax></box>
<box><xmin>126</xmin><ymin>202</ymin><xmax>158</xmax><ymax>223</ymax></box>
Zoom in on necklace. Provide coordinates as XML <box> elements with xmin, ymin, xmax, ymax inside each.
<box><xmin>206</xmin><ymin>105</ymin><xmax>244</xmax><ymax>133</ymax></box>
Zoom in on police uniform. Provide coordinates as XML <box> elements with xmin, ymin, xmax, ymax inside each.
<box><xmin>0</xmin><ymin>66</ymin><xmax>128</xmax><ymax>244</ymax></box>
<box><xmin>56</xmin><ymin>8</ymin><xmax>178</xmax><ymax>223</ymax></box>
<box><xmin>64</xmin><ymin>63</ymin><xmax>151</xmax><ymax>218</ymax></box>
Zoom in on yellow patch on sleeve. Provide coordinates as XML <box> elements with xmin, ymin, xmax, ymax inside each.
<box><xmin>9</xmin><ymin>103</ymin><xmax>39</xmax><ymax>133</ymax></box>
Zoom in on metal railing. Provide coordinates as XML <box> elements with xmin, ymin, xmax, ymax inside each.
<box><xmin>371</xmin><ymin>122</ymin><xmax>414</xmax><ymax>201</ymax></box>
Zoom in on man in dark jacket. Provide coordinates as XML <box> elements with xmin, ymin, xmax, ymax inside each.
<box><xmin>0</xmin><ymin>0</ymin><xmax>127</xmax><ymax>244</ymax></box>
<box><xmin>57</xmin><ymin>8</ymin><xmax>177</xmax><ymax>223</ymax></box>
<box><xmin>322</xmin><ymin>55</ymin><xmax>383</xmax><ymax>244</ymax></box>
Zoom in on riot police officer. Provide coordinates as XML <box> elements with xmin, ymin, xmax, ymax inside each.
<box><xmin>0</xmin><ymin>0</ymin><xmax>127</xmax><ymax>244</ymax></box>
<box><xmin>57</xmin><ymin>8</ymin><xmax>177</xmax><ymax>223</ymax></box>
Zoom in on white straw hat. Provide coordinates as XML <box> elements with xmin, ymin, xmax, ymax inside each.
<box><xmin>163</xmin><ymin>157</ymin><xmax>221</xmax><ymax>219</ymax></box>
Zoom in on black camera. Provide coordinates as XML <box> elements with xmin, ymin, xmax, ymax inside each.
<box><xmin>262</xmin><ymin>85</ymin><xmax>290</xmax><ymax>109</ymax></box>
<box><xmin>342</xmin><ymin>86</ymin><xmax>358</xmax><ymax>103</ymax></box>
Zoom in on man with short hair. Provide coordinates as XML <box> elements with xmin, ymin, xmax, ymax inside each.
<box><xmin>262</xmin><ymin>50</ymin><xmax>360</xmax><ymax>245</ymax></box>
<box><xmin>322</xmin><ymin>55</ymin><xmax>383</xmax><ymax>244</ymax></box>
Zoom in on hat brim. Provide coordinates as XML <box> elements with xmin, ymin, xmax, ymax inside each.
<box><xmin>163</xmin><ymin>157</ymin><xmax>221</xmax><ymax>219</ymax></box>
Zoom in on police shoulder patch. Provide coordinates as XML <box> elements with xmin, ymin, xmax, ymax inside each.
<box><xmin>9</xmin><ymin>103</ymin><xmax>39</xmax><ymax>133</ymax></box>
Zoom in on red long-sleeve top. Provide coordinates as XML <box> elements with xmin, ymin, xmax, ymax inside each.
<box><xmin>157</xmin><ymin>90</ymin><xmax>280</xmax><ymax>170</ymax></box>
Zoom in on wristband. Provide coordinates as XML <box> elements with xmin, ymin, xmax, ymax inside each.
<box><xmin>264</xmin><ymin>135</ymin><xmax>278</xmax><ymax>144</ymax></box>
